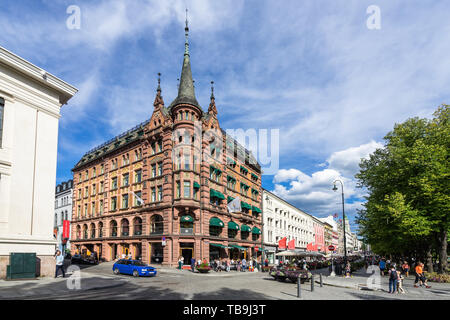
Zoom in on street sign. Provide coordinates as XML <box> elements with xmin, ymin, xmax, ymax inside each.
<box><xmin>328</xmin><ymin>245</ymin><xmax>335</xmax><ymax>251</ymax></box>
<box><xmin>162</xmin><ymin>236</ymin><xmax>166</xmax><ymax>246</ymax></box>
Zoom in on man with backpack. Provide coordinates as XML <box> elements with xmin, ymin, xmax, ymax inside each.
<box><xmin>388</xmin><ymin>264</ymin><xmax>398</xmax><ymax>293</ymax></box>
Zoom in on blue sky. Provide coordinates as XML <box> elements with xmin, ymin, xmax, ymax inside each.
<box><xmin>2</xmin><ymin>0</ymin><xmax>450</xmax><ymax>232</ymax></box>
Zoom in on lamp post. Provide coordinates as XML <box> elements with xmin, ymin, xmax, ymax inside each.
<box><xmin>333</xmin><ymin>179</ymin><xmax>348</xmax><ymax>268</ymax></box>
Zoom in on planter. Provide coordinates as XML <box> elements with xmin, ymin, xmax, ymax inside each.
<box><xmin>197</xmin><ymin>268</ymin><xmax>211</xmax><ymax>273</ymax></box>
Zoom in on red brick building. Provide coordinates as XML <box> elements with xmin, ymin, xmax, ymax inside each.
<box><xmin>70</xmin><ymin>22</ymin><xmax>262</xmax><ymax>267</ymax></box>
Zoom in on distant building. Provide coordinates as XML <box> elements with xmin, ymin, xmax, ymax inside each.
<box><xmin>54</xmin><ymin>180</ymin><xmax>73</xmax><ymax>253</ymax></box>
<box><xmin>262</xmin><ymin>189</ymin><xmax>322</xmax><ymax>264</ymax></box>
<box><xmin>319</xmin><ymin>215</ymin><xmax>340</xmax><ymax>252</ymax></box>
<box><xmin>0</xmin><ymin>46</ymin><xmax>77</xmax><ymax>278</ymax></box>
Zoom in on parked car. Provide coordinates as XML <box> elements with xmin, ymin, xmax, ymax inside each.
<box><xmin>71</xmin><ymin>254</ymin><xmax>98</xmax><ymax>265</ymax></box>
<box><xmin>113</xmin><ymin>259</ymin><xmax>157</xmax><ymax>277</ymax></box>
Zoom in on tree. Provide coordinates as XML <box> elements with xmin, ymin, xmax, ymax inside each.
<box><xmin>356</xmin><ymin>105</ymin><xmax>449</xmax><ymax>273</ymax></box>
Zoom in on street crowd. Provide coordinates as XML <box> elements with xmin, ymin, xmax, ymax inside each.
<box><xmin>367</xmin><ymin>256</ymin><xmax>432</xmax><ymax>294</ymax></box>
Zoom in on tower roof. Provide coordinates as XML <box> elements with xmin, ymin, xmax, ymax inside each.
<box><xmin>169</xmin><ymin>10</ymin><xmax>200</xmax><ymax>110</ymax></box>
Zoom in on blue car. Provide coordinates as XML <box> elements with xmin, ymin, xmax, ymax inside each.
<box><xmin>112</xmin><ymin>259</ymin><xmax>157</xmax><ymax>277</ymax></box>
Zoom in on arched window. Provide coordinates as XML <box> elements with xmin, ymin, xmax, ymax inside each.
<box><xmin>76</xmin><ymin>225</ymin><xmax>81</xmax><ymax>240</ymax></box>
<box><xmin>90</xmin><ymin>223</ymin><xmax>96</xmax><ymax>238</ymax></box>
<box><xmin>83</xmin><ymin>224</ymin><xmax>88</xmax><ymax>239</ymax></box>
<box><xmin>121</xmin><ymin>218</ymin><xmax>129</xmax><ymax>236</ymax></box>
<box><xmin>133</xmin><ymin>217</ymin><xmax>142</xmax><ymax>235</ymax></box>
<box><xmin>150</xmin><ymin>215</ymin><xmax>164</xmax><ymax>234</ymax></box>
<box><xmin>98</xmin><ymin>222</ymin><xmax>103</xmax><ymax>238</ymax></box>
<box><xmin>110</xmin><ymin>220</ymin><xmax>117</xmax><ymax>237</ymax></box>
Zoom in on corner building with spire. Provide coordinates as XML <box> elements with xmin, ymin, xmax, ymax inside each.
<box><xmin>70</xmin><ymin>22</ymin><xmax>263</xmax><ymax>267</ymax></box>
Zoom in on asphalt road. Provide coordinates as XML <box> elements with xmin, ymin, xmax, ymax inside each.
<box><xmin>1</xmin><ymin>262</ymin><xmax>449</xmax><ymax>300</ymax></box>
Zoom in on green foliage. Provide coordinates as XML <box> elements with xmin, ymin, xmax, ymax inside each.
<box><xmin>356</xmin><ymin>105</ymin><xmax>450</xmax><ymax>262</ymax></box>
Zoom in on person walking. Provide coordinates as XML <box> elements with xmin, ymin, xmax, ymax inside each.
<box><xmin>242</xmin><ymin>258</ymin><xmax>247</xmax><ymax>272</ymax></box>
<box><xmin>379</xmin><ymin>259</ymin><xmax>386</xmax><ymax>276</ymax></box>
<box><xmin>54</xmin><ymin>250</ymin><xmax>65</xmax><ymax>278</ymax></box>
<box><xmin>397</xmin><ymin>270</ymin><xmax>405</xmax><ymax>294</ymax></box>
<box><xmin>414</xmin><ymin>262</ymin><xmax>431</xmax><ymax>288</ymax></box>
<box><xmin>190</xmin><ymin>257</ymin><xmax>196</xmax><ymax>272</ymax></box>
<box><xmin>402</xmin><ymin>261</ymin><xmax>410</xmax><ymax>277</ymax></box>
<box><xmin>388</xmin><ymin>265</ymin><xmax>398</xmax><ymax>293</ymax></box>
<box><xmin>226</xmin><ymin>259</ymin><xmax>230</xmax><ymax>272</ymax></box>
<box><xmin>178</xmin><ymin>256</ymin><xmax>182</xmax><ymax>270</ymax></box>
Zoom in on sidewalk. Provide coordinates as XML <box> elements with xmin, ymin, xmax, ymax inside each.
<box><xmin>314</xmin><ymin>268</ymin><xmax>450</xmax><ymax>296</ymax></box>
<box><xmin>0</xmin><ymin>272</ymin><xmax>127</xmax><ymax>300</ymax></box>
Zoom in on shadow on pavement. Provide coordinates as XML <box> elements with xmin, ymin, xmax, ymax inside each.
<box><xmin>192</xmin><ymin>287</ymin><xmax>277</xmax><ymax>300</ymax></box>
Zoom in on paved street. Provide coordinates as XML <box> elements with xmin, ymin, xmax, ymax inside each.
<box><xmin>1</xmin><ymin>262</ymin><xmax>449</xmax><ymax>300</ymax></box>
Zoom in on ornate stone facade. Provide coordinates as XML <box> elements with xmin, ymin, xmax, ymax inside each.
<box><xmin>71</xmin><ymin>23</ymin><xmax>262</xmax><ymax>267</ymax></box>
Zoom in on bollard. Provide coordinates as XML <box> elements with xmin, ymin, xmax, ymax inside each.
<box><xmin>320</xmin><ymin>273</ymin><xmax>323</xmax><ymax>287</ymax></box>
<box><xmin>297</xmin><ymin>276</ymin><xmax>302</xmax><ymax>298</ymax></box>
<box><xmin>311</xmin><ymin>274</ymin><xmax>314</xmax><ymax>292</ymax></box>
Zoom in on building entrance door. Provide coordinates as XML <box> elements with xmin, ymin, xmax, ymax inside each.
<box><xmin>181</xmin><ymin>248</ymin><xmax>193</xmax><ymax>265</ymax></box>
<box><xmin>111</xmin><ymin>244</ymin><xmax>117</xmax><ymax>260</ymax></box>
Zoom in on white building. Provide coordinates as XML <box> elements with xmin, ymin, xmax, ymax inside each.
<box><xmin>0</xmin><ymin>46</ymin><xmax>77</xmax><ymax>278</ymax></box>
<box><xmin>54</xmin><ymin>180</ymin><xmax>73</xmax><ymax>253</ymax></box>
<box><xmin>262</xmin><ymin>189</ymin><xmax>316</xmax><ymax>264</ymax></box>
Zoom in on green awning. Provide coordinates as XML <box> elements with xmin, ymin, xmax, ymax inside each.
<box><xmin>227</xmin><ymin>196</ymin><xmax>235</xmax><ymax>203</ymax></box>
<box><xmin>227</xmin><ymin>175</ymin><xmax>236</xmax><ymax>182</ymax></box>
<box><xmin>193</xmin><ymin>181</ymin><xmax>201</xmax><ymax>188</ymax></box>
<box><xmin>181</xmin><ymin>215</ymin><xmax>194</xmax><ymax>222</ymax></box>
<box><xmin>251</xmin><ymin>173</ymin><xmax>258</xmax><ymax>180</ymax></box>
<box><xmin>240</xmin><ymin>183</ymin><xmax>249</xmax><ymax>190</ymax></box>
<box><xmin>252</xmin><ymin>206</ymin><xmax>262</xmax><ymax>213</ymax></box>
<box><xmin>210</xmin><ymin>189</ymin><xmax>225</xmax><ymax>200</ymax></box>
<box><xmin>210</xmin><ymin>243</ymin><xmax>227</xmax><ymax>249</ymax></box>
<box><xmin>251</xmin><ymin>188</ymin><xmax>259</xmax><ymax>194</ymax></box>
<box><xmin>227</xmin><ymin>157</ymin><xmax>236</xmax><ymax>165</ymax></box>
<box><xmin>241</xmin><ymin>201</ymin><xmax>252</xmax><ymax>210</ymax></box>
<box><xmin>252</xmin><ymin>227</ymin><xmax>261</xmax><ymax>234</ymax></box>
<box><xmin>228</xmin><ymin>221</ymin><xmax>239</xmax><ymax>230</ymax></box>
<box><xmin>210</xmin><ymin>217</ymin><xmax>224</xmax><ymax>228</ymax></box>
<box><xmin>229</xmin><ymin>244</ymin><xmax>247</xmax><ymax>251</ymax></box>
<box><xmin>241</xmin><ymin>225</ymin><xmax>251</xmax><ymax>232</ymax></box>
<box><xmin>240</xmin><ymin>165</ymin><xmax>248</xmax><ymax>172</ymax></box>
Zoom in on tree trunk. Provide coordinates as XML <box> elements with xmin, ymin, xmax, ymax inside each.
<box><xmin>426</xmin><ymin>247</ymin><xmax>434</xmax><ymax>273</ymax></box>
<box><xmin>438</xmin><ymin>229</ymin><xmax>448</xmax><ymax>274</ymax></box>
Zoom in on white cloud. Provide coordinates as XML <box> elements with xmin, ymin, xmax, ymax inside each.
<box><xmin>271</xmin><ymin>140</ymin><xmax>381</xmax><ymax>226</ymax></box>
<box><xmin>326</xmin><ymin>140</ymin><xmax>383</xmax><ymax>177</ymax></box>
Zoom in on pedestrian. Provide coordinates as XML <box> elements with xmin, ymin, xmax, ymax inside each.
<box><xmin>180</xmin><ymin>255</ymin><xmax>184</xmax><ymax>268</ymax></box>
<box><xmin>178</xmin><ymin>256</ymin><xmax>182</xmax><ymax>270</ymax></box>
<box><xmin>237</xmin><ymin>260</ymin><xmax>241</xmax><ymax>272</ymax></box>
<box><xmin>414</xmin><ymin>262</ymin><xmax>431</xmax><ymax>288</ymax></box>
<box><xmin>191</xmin><ymin>257</ymin><xmax>196</xmax><ymax>272</ymax></box>
<box><xmin>54</xmin><ymin>250</ymin><xmax>65</xmax><ymax>278</ymax></box>
<box><xmin>379</xmin><ymin>259</ymin><xmax>386</xmax><ymax>276</ymax></box>
<box><xmin>242</xmin><ymin>258</ymin><xmax>247</xmax><ymax>272</ymax></box>
<box><xmin>388</xmin><ymin>265</ymin><xmax>398</xmax><ymax>293</ymax></box>
<box><xmin>397</xmin><ymin>270</ymin><xmax>405</xmax><ymax>294</ymax></box>
<box><xmin>226</xmin><ymin>259</ymin><xmax>230</xmax><ymax>272</ymax></box>
<box><xmin>264</xmin><ymin>258</ymin><xmax>269</xmax><ymax>267</ymax></box>
<box><xmin>345</xmin><ymin>262</ymin><xmax>351</xmax><ymax>278</ymax></box>
<box><xmin>402</xmin><ymin>261</ymin><xmax>410</xmax><ymax>277</ymax></box>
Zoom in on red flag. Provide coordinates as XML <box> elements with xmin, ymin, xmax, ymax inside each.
<box><xmin>288</xmin><ymin>239</ymin><xmax>295</xmax><ymax>250</ymax></box>
<box><xmin>63</xmin><ymin>220</ymin><xmax>70</xmax><ymax>239</ymax></box>
<box><xmin>306</xmin><ymin>242</ymin><xmax>313</xmax><ymax>251</ymax></box>
<box><xmin>278</xmin><ymin>237</ymin><xmax>287</xmax><ymax>250</ymax></box>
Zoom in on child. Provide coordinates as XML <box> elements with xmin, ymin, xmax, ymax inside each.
<box><xmin>397</xmin><ymin>270</ymin><xmax>405</xmax><ymax>294</ymax></box>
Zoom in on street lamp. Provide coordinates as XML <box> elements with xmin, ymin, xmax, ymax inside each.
<box><xmin>333</xmin><ymin>179</ymin><xmax>348</xmax><ymax>269</ymax></box>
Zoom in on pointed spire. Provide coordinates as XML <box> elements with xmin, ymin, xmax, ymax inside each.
<box><xmin>184</xmin><ymin>8</ymin><xmax>190</xmax><ymax>56</ymax></box>
<box><xmin>210</xmin><ymin>81</ymin><xmax>215</xmax><ymax>99</ymax></box>
<box><xmin>157</xmin><ymin>72</ymin><xmax>161</xmax><ymax>92</ymax></box>
<box><xmin>169</xmin><ymin>8</ymin><xmax>200</xmax><ymax>109</ymax></box>
<box><xmin>153</xmin><ymin>72</ymin><xmax>164</xmax><ymax>108</ymax></box>
<box><xmin>208</xmin><ymin>80</ymin><xmax>217</xmax><ymax>115</ymax></box>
